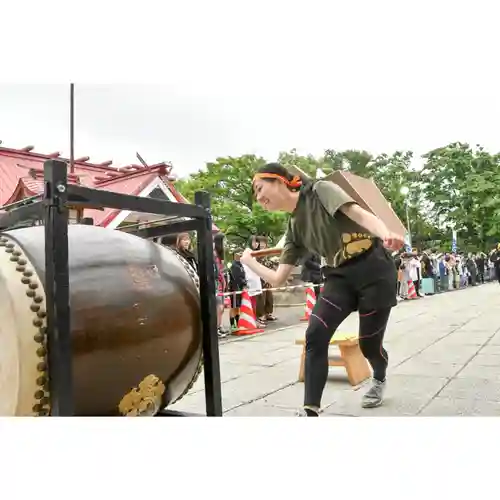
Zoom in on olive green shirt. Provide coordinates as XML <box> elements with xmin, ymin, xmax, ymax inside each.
<box><xmin>280</xmin><ymin>180</ymin><xmax>375</xmax><ymax>268</ymax></box>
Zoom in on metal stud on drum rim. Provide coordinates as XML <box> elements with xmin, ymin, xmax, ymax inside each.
<box><xmin>0</xmin><ymin>234</ymin><xmax>50</xmax><ymax>416</ymax></box>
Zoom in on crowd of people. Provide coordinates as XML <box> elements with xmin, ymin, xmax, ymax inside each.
<box><xmin>163</xmin><ymin>226</ymin><xmax>500</xmax><ymax>345</ymax></box>
<box><xmin>166</xmin><ymin>229</ymin><xmax>500</xmax><ymax>342</ymax></box>
<box><xmin>394</xmin><ymin>246</ymin><xmax>500</xmax><ymax>299</ymax></box>
<box><xmin>163</xmin><ymin>230</ymin><xmax>279</xmax><ymax>339</ymax></box>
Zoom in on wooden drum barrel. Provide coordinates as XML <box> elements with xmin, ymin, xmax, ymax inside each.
<box><xmin>0</xmin><ymin>225</ymin><xmax>203</xmax><ymax>416</ymax></box>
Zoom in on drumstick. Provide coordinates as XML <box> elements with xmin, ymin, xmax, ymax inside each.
<box><xmin>250</xmin><ymin>247</ymin><xmax>283</xmax><ymax>258</ymax></box>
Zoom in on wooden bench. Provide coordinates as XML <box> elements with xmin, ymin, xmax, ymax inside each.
<box><xmin>295</xmin><ymin>333</ymin><xmax>371</xmax><ymax>386</ymax></box>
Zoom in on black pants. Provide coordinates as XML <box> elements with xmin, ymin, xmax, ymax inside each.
<box><xmin>304</xmin><ymin>242</ymin><xmax>397</xmax><ymax>409</ymax></box>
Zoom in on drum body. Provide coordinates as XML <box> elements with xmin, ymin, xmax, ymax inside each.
<box><xmin>0</xmin><ymin>225</ymin><xmax>203</xmax><ymax>416</ymax></box>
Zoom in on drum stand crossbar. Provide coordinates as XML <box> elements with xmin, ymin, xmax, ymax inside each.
<box><xmin>0</xmin><ymin>159</ymin><xmax>223</xmax><ymax>417</ymax></box>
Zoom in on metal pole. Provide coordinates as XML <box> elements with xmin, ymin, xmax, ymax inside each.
<box><xmin>70</xmin><ymin>84</ymin><xmax>74</xmax><ymax>174</ymax></box>
<box><xmin>405</xmin><ymin>199</ymin><xmax>412</xmax><ymax>249</ymax></box>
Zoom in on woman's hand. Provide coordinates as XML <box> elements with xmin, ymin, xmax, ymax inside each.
<box><xmin>383</xmin><ymin>233</ymin><xmax>404</xmax><ymax>252</ymax></box>
<box><xmin>240</xmin><ymin>248</ymin><xmax>255</xmax><ymax>265</ymax></box>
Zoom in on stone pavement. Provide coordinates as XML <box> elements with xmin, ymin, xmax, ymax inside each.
<box><xmin>170</xmin><ymin>282</ymin><xmax>500</xmax><ymax>416</ymax></box>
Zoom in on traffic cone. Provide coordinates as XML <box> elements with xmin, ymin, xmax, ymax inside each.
<box><xmin>300</xmin><ymin>287</ymin><xmax>316</xmax><ymax>321</ymax></box>
<box><xmin>232</xmin><ymin>290</ymin><xmax>265</xmax><ymax>336</ymax></box>
<box><xmin>407</xmin><ymin>280</ymin><xmax>417</xmax><ymax>299</ymax></box>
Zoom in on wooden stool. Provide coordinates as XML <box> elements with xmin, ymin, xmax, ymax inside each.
<box><xmin>295</xmin><ymin>333</ymin><xmax>371</xmax><ymax>386</ymax></box>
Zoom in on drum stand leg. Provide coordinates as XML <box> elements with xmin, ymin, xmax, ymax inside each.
<box><xmin>195</xmin><ymin>191</ymin><xmax>223</xmax><ymax>417</ymax></box>
<box><xmin>44</xmin><ymin>159</ymin><xmax>74</xmax><ymax>416</ymax></box>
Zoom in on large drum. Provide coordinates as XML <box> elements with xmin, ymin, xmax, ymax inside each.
<box><xmin>0</xmin><ymin>225</ymin><xmax>203</xmax><ymax>416</ymax></box>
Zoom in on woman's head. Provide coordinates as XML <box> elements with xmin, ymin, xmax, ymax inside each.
<box><xmin>213</xmin><ymin>232</ymin><xmax>225</xmax><ymax>259</ymax></box>
<box><xmin>249</xmin><ymin>235</ymin><xmax>260</xmax><ymax>250</ymax></box>
<box><xmin>252</xmin><ymin>163</ymin><xmax>304</xmax><ymax>212</ymax></box>
<box><xmin>176</xmin><ymin>233</ymin><xmax>191</xmax><ymax>251</ymax></box>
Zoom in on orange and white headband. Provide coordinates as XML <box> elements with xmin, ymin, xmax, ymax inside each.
<box><xmin>252</xmin><ymin>172</ymin><xmax>303</xmax><ymax>189</ymax></box>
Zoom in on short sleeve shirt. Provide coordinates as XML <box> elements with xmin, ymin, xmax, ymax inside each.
<box><xmin>279</xmin><ymin>180</ymin><xmax>375</xmax><ymax>268</ymax></box>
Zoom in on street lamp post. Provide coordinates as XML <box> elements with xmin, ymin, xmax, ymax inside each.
<box><xmin>400</xmin><ymin>186</ymin><xmax>412</xmax><ymax>250</ymax></box>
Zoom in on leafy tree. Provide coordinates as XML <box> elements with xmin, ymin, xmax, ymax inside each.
<box><xmin>420</xmin><ymin>142</ymin><xmax>500</xmax><ymax>250</ymax></box>
<box><xmin>324</xmin><ymin>149</ymin><xmax>374</xmax><ymax>176</ymax></box>
<box><xmin>278</xmin><ymin>149</ymin><xmax>330</xmax><ymax>178</ymax></box>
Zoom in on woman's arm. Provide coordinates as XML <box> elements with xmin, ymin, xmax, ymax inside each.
<box><xmin>240</xmin><ymin>249</ymin><xmax>294</xmax><ymax>287</ymax></box>
<box><xmin>340</xmin><ymin>203</ymin><xmax>403</xmax><ymax>251</ymax></box>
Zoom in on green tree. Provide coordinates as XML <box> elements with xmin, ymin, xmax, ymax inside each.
<box><xmin>420</xmin><ymin>142</ymin><xmax>500</xmax><ymax>250</ymax></box>
<box><xmin>278</xmin><ymin>149</ymin><xmax>330</xmax><ymax>178</ymax></box>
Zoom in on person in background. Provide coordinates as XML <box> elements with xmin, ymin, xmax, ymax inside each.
<box><xmin>475</xmin><ymin>252</ymin><xmax>486</xmax><ymax>284</ymax></box>
<box><xmin>256</xmin><ymin>236</ymin><xmax>278</xmax><ymax>322</ymax></box>
<box><xmin>437</xmin><ymin>254</ymin><xmax>446</xmax><ymax>292</ymax></box>
<box><xmin>213</xmin><ymin>232</ymin><xmax>229</xmax><ymax>338</ymax></box>
<box><xmin>465</xmin><ymin>253</ymin><xmax>477</xmax><ymax>286</ymax></box>
<box><xmin>247</xmin><ymin>236</ymin><xmax>266</xmax><ymax>327</ymax></box>
<box><xmin>421</xmin><ymin>250</ymin><xmax>436</xmax><ymax>295</ymax></box>
<box><xmin>399</xmin><ymin>254</ymin><xmax>411</xmax><ymax>299</ymax></box>
<box><xmin>409</xmin><ymin>254</ymin><xmax>420</xmax><ymax>297</ymax></box>
<box><xmin>175</xmin><ymin>232</ymin><xmax>198</xmax><ymax>272</ymax></box>
<box><xmin>227</xmin><ymin>251</ymin><xmax>248</xmax><ymax>332</ymax></box>
<box><xmin>394</xmin><ymin>251</ymin><xmax>403</xmax><ymax>297</ymax></box>
<box><xmin>490</xmin><ymin>244</ymin><xmax>500</xmax><ymax>284</ymax></box>
<box><xmin>242</xmin><ymin>254</ymin><xmax>263</xmax><ymax>321</ymax></box>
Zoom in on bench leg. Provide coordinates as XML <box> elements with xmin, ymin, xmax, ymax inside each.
<box><xmin>339</xmin><ymin>344</ymin><xmax>371</xmax><ymax>386</ymax></box>
<box><xmin>298</xmin><ymin>345</ymin><xmax>305</xmax><ymax>382</ymax></box>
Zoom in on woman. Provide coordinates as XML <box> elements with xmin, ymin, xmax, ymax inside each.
<box><xmin>240</xmin><ymin>163</ymin><xmax>403</xmax><ymax>416</ymax></box>
<box><xmin>175</xmin><ymin>233</ymin><xmax>198</xmax><ymax>272</ymax></box>
<box><xmin>255</xmin><ymin>236</ymin><xmax>278</xmax><ymax>323</ymax></box>
<box><xmin>247</xmin><ymin>236</ymin><xmax>266</xmax><ymax>326</ymax></box>
<box><xmin>227</xmin><ymin>251</ymin><xmax>248</xmax><ymax>331</ymax></box>
<box><xmin>213</xmin><ymin>232</ymin><xmax>230</xmax><ymax>338</ymax></box>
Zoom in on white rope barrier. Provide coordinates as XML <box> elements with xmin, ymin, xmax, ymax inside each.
<box><xmin>217</xmin><ymin>281</ymin><xmax>322</xmax><ymax>297</ymax></box>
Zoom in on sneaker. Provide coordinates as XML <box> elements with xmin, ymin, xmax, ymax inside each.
<box><xmin>217</xmin><ymin>327</ymin><xmax>229</xmax><ymax>339</ymax></box>
<box><xmin>361</xmin><ymin>379</ymin><xmax>386</xmax><ymax>408</ymax></box>
<box><xmin>296</xmin><ymin>407</ymin><xmax>320</xmax><ymax>417</ymax></box>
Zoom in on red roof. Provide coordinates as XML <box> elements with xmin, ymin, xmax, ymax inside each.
<box><xmin>0</xmin><ymin>144</ymin><xmax>219</xmax><ymax>231</ymax></box>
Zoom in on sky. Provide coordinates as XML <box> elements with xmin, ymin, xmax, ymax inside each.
<box><xmin>1</xmin><ymin>1</ymin><xmax>499</xmax><ymax>179</ymax></box>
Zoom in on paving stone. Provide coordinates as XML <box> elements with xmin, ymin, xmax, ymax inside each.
<box><xmin>438</xmin><ymin>377</ymin><xmax>500</xmax><ymax>402</ymax></box>
<box><xmin>224</xmin><ymin>401</ymin><xmax>298</xmax><ymax>417</ymax></box>
<box><xmin>479</xmin><ymin>344</ymin><xmax>500</xmax><ymax>355</ymax></box>
<box><xmin>323</xmin><ymin>392</ymin><xmax>431</xmax><ymax>417</ymax></box>
<box><xmin>388</xmin><ymin>357</ymin><xmax>462</xmax><ymax>378</ymax></box>
<box><xmin>217</xmin><ymin>359</ymin><xmax>301</xmax><ymax>409</ymax></box>
<box><xmin>221</xmin><ymin>346</ymin><xmax>300</xmax><ymax>368</ymax></box>
<box><xmin>487</xmin><ymin>333</ymin><xmax>500</xmax><ymax>345</ymax></box>
<box><xmin>466</xmin><ymin>353</ymin><xmax>500</xmax><ymax>367</ymax></box>
<box><xmin>417</xmin><ymin>344</ymin><xmax>481</xmax><ymax>364</ymax></box>
<box><xmin>259</xmin><ymin>379</ymin><xmax>350</xmax><ymax>409</ymax></box>
<box><xmin>419</xmin><ymin>397</ymin><xmax>500</xmax><ymax>416</ymax></box>
<box><xmin>455</xmin><ymin>364</ymin><xmax>500</xmax><ymax>381</ymax></box>
<box><xmin>323</xmin><ymin>374</ymin><xmax>447</xmax><ymax>417</ymax></box>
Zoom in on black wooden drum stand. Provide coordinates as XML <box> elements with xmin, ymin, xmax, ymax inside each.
<box><xmin>0</xmin><ymin>159</ymin><xmax>223</xmax><ymax>417</ymax></box>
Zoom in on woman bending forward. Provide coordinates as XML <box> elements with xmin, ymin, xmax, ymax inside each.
<box><xmin>240</xmin><ymin>163</ymin><xmax>403</xmax><ymax>416</ymax></box>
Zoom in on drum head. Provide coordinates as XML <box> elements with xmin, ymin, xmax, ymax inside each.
<box><xmin>0</xmin><ymin>235</ymin><xmax>49</xmax><ymax>416</ymax></box>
